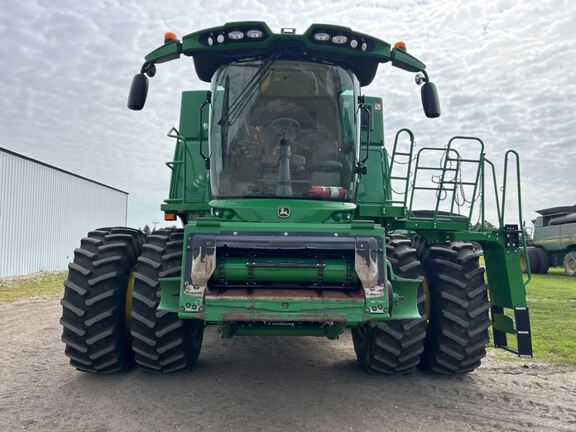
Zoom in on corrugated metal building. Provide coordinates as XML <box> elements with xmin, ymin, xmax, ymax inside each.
<box><xmin>0</xmin><ymin>148</ymin><xmax>128</xmax><ymax>277</ymax></box>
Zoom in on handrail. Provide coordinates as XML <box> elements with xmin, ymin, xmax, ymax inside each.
<box><xmin>387</xmin><ymin>128</ymin><xmax>415</xmax><ymax>206</ymax></box>
<box><xmin>166</xmin><ymin>127</ymin><xmax>187</xmax><ymax>203</ymax></box>
<box><xmin>409</xmin><ymin>147</ymin><xmax>461</xmax><ymax>221</ymax></box>
<box><xmin>502</xmin><ymin>150</ymin><xmax>531</xmax><ymax>285</ymax></box>
<box><xmin>483</xmin><ymin>158</ymin><xmax>501</xmax><ymax>230</ymax></box>
<box><xmin>444</xmin><ymin>136</ymin><xmax>485</xmax><ymax>221</ymax></box>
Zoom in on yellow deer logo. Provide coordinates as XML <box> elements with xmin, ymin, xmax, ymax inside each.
<box><xmin>277</xmin><ymin>207</ymin><xmax>290</xmax><ymax>218</ymax></box>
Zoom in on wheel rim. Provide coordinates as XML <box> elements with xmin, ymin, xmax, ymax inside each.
<box><xmin>125</xmin><ymin>270</ymin><xmax>136</xmax><ymax>327</ymax></box>
<box><xmin>423</xmin><ymin>276</ymin><xmax>431</xmax><ymax>324</ymax></box>
<box><xmin>567</xmin><ymin>256</ymin><xmax>576</xmax><ymax>273</ymax></box>
<box><xmin>519</xmin><ymin>254</ymin><xmax>527</xmax><ymax>272</ymax></box>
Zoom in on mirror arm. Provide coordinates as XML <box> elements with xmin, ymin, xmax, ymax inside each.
<box><xmin>360</xmin><ymin>103</ymin><xmax>371</xmax><ymax>164</ymax></box>
<box><xmin>354</xmin><ymin>101</ymin><xmax>371</xmax><ymax>175</ymax></box>
<box><xmin>198</xmin><ymin>91</ymin><xmax>212</xmax><ymax>169</ymax></box>
<box><xmin>415</xmin><ymin>69</ymin><xmax>429</xmax><ymax>85</ymax></box>
<box><xmin>140</xmin><ymin>62</ymin><xmax>157</xmax><ymax>78</ymax></box>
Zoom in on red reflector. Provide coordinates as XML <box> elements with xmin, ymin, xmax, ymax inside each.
<box><xmin>308</xmin><ymin>186</ymin><xmax>346</xmax><ymax>200</ymax></box>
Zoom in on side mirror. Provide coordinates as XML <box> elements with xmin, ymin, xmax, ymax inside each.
<box><xmin>421</xmin><ymin>81</ymin><xmax>441</xmax><ymax>118</ymax></box>
<box><xmin>127</xmin><ymin>73</ymin><xmax>149</xmax><ymax>111</ymax></box>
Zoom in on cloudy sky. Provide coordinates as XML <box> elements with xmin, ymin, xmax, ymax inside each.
<box><xmin>1</xmin><ymin>0</ymin><xmax>574</xmax><ymax>229</ymax></box>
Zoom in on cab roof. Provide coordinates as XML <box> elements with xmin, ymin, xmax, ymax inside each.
<box><xmin>144</xmin><ymin>22</ymin><xmax>426</xmax><ymax>87</ymax></box>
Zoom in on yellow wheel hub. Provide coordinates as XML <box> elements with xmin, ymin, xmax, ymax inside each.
<box><xmin>519</xmin><ymin>254</ymin><xmax>527</xmax><ymax>273</ymax></box>
<box><xmin>125</xmin><ymin>270</ymin><xmax>136</xmax><ymax>326</ymax></box>
<box><xmin>423</xmin><ymin>276</ymin><xmax>431</xmax><ymax>324</ymax></box>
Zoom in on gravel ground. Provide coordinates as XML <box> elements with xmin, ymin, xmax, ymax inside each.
<box><xmin>1</xmin><ymin>296</ymin><xmax>575</xmax><ymax>432</ymax></box>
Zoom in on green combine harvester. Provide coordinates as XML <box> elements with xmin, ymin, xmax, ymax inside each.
<box><xmin>60</xmin><ymin>22</ymin><xmax>533</xmax><ymax>374</ymax></box>
<box><xmin>523</xmin><ymin>205</ymin><xmax>576</xmax><ymax>276</ymax></box>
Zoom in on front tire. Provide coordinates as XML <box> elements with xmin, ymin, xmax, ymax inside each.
<box><xmin>535</xmin><ymin>247</ymin><xmax>550</xmax><ymax>274</ymax></box>
<box><xmin>523</xmin><ymin>246</ymin><xmax>541</xmax><ymax>274</ymax></box>
<box><xmin>60</xmin><ymin>227</ymin><xmax>144</xmax><ymax>373</ymax></box>
<box><xmin>130</xmin><ymin>229</ymin><xmax>204</xmax><ymax>373</ymax></box>
<box><xmin>419</xmin><ymin>242</ymin><xmax>490</xmax><ymax>374</ymax></box>
<box><xmin>351</xmin><ymin>234</ymin><xmax>426</xmax><ymax>374</ymax></box>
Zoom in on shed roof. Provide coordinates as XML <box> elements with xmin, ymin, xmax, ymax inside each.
<box><xmin>0</xmin><ymin>147</ymin><xmax>128</xmax><ymax>195</ymax></box>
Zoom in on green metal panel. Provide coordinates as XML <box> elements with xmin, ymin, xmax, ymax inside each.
<box><xmin>162</xmin><ymin>91</ymin><xmax>211</xmax><ymax>213</ymax></box>
<box><xmin>210</xmin><ymin>198</ymin><xmax>356</xmax><ymax>223</ymax></box>
<box><xmin>357</xmin><ymin>96</ymin><xmax>386</xmax><ymax>207</ymax></box>
<box><xmin>533</xmin><ymin>223</ymin><xmax>576</xmax><ymax>252</ymax></box>
<box><xmin>482</xmin><ymin>243</ymin><xmax>528</xmax><ymax>308</ymax></box>
<box><xmin>155</xmin><ymin>221</ymin><xmax>422</xmax><ymax>327</ymax></box>
<box><xmin>138</xmin><ymin>22</ymin><xmax>532</xmax><ymax>352</ymax></box>
<box><xmin>216</xmin><ymin>257</ymin><xmax>358</xmax><ymax>284</ymax></box>
<box><xmin>143</xmin><ymin>22</ymin><xmax>427</xmax><ymax>86</ymax></box>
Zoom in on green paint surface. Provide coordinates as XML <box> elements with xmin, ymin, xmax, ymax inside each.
<box><xmin>141</xmin><ymin>22</ymin><xmax>530</xmax><ymax>347</ymax></box>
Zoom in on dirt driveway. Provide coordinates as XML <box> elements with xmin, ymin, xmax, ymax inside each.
<box><xmin>1</xmin><ymin>297</ymin><xmax>575</xmax><ymax>432</ymax></box>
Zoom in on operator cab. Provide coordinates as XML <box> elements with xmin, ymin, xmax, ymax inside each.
<box><xmin>209</xmin><ymin>58</ymin><xmax>361</xmax><ymax>202</ymax></box>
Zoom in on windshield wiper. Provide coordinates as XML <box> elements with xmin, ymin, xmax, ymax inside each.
<box><xmin>218</xmin><ymin>52</ymin><xmax>281</xmax><ymax>127</ymax></box>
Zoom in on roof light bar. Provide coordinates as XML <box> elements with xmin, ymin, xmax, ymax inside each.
<box><xmin>332</xmin><ymin>35</ymin><xmax>347</xmax><ymax>44</ymax></box>
<box><xmin>313</xmin><ymin>32</ymin><xmax>330</xmax><ymax>42</ymax></box>
<box><xmin>228</xmin><ymin>30</ymin><xmax>244</xmax><ymax>40</ymax></box>
<box><xmin>246</xmin><ymin>29</ymin><xmax>263</xmax><ymax>39</ymax></box>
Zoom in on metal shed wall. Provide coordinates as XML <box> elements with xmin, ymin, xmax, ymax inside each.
<box><xmin>0</xmin><ymin>148</ymin><xmax>128</xmax><ymax>277</ymax></box>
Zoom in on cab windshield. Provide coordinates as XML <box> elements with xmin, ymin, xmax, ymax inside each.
<box><xmin>210</xmin><ymin>59</ymin><xmax>359</xmax><ymax>201</ymax></box>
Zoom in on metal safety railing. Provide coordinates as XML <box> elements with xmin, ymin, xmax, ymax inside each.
<box><xmin>386</xmin><ymin>128</ymin><xmax>416</xmax><ymax>207</ymax></box>
<box><xmin>500</xmin><ymin>150</ymin><xmax>531</xmax><ymax>285</ymax></box>
<box><xmin>406</xmin><ymin>136</ymin><xmax>484</xmax><ymax>226</ymax></box>
<box><xmin>398</xmin><ymin>135</ymin><xmax>529</xmax><ymax>279</ymax></box>
<box><xmin>164</xmin><ymin>127</ymin><xmax>186</xmax><ymax>203</ymax></box>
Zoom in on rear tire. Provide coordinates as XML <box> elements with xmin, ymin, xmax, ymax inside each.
<box><xmin>130</xmin><ymin>229</ymin><xmax>204</xmax><ymax>373</ymax></box>
<box><xmin>351</xmin><ymin>234</ymin><xmax>426</xmax><ymax>374</ymax></box>
<box><xmin>564</xmin><ymin>251</ymin><xmax>576</xmax><ymax>277</ymax></box>
<box><xmin>419</xmin><ymin>242</ymin><xmax>490</xmax><ymax>374</ymax></box>
<box><xmin>535</xmin><ymin>247</ymin><xmax>549</xmax><ymax>274</ymax></box>
<box><xmin>60</xmin><ymin>227</ymin><xmax>144</xmax><ymax>373</ymax></box>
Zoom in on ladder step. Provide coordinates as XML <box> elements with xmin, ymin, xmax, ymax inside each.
<box><xmin>446</xmin><ymin>157</ymin><xmax>480</xmax><ymax>163</ymax></box>
<box><xmin>417</xmin><ymin>167</ymin><xmax>457</xmax><ymax>171</ymax></box>
<box><xmin>393</xmin><ymin>152</ymin><xmax>412</xmax><ymax>156</ymax></box>
<box><xmin>412</xmin><ymin>186</ymin><xmax>456</xmax><ymax>191</ymax></box>
<box><xmin>442</xmin><ymin>181</ymin><xmax>477</xmax><ymax>186</ymax></box>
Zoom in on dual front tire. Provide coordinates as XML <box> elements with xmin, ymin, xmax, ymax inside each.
<box><xmin>61</xmin><ymin>227</ymin><xmax>203</xmax><ymax>373</ymax></box>
<box><xmin>352</xmin><ymin>235</ymin><xmax>491</xmax><ymax>375</ymax></box>
<box><xmin>62</xmin><ymin>228</ymin><xmax>490</xmax><ymax>375</ymax></box>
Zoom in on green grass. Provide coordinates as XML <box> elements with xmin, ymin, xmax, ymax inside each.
<box><xmin>0</xmin><ymin>271</ymin><xmax>66</xmax><ymax>302</ymax></box>
<box><xmin>1</xmin><ymin>267</ymin><xmax>574</xmax><ymax>366</ymax></box>
<box><xmin>523</xmin><ymin>268</ymin><xmax>576</xmax><ymax>365</ymax></box>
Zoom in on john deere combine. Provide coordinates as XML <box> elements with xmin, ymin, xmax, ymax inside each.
<box><xmin>61</xmin><ymin>22</ymin><xmax>532</xmax><ymax>374</ymax></box>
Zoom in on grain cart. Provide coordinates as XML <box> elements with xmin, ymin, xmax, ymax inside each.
<box><xmin>60</xmin><ymin>23</ymin><xmax>533</xmax><ymax>374</ymax></box>
<box><xmin>524</xmin><ymin>205</ymin><xmax>576</xmax><ymax>276</ymax></box>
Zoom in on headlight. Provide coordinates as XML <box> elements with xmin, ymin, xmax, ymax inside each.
<box><xmin>331</xmin><ymin>35</ymin><xmax>347</xmax><ymax>44</ymax></box>
<box><xmin>246</xmin><ymin>29</ymin><xmax>263</xmax><ymax>39</ymax></box>
<box><xmin>216</xmin><ymin>34</ymin><xmax>225</xmax><ymax>43</ymax></box>
<box><xmin>313</xmin><ymin>32</ymin><xmax>330</xmax><ymax>42</ymax></box>
<box><xmin>361</xmin><ymin>42</ymin><xmax>368</xmax><ymax>51</ymax></box>
<box><xmin>207</xmin><ymin>36</ymin><xmax>214</xmax><ymax>46</ymax></box>
<box><xmin>228</xmin><ymin>30</ymin><xmax>244</xmax><ymax>40</ymax></box>
<box><xmin>350</xmin><ymin>39</ymin><xmax>358</xmax><ymax>48</ymax></box>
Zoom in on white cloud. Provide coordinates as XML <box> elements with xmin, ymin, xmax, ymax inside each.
<box><xmin>0</xmin><ymin>0</ymin><xmax>574</xmax><ymax>229</ymax></box>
